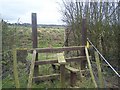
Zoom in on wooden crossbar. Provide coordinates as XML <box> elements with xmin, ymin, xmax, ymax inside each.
<box><xmin>35</xmin><ymin>56</ymin><xmax>89</xmax><ymax>65</ymax></box>
<box><xmin>33</xmin><ymin>74</ymin><xmax>60</xmax><ymax>81</ymax></box>
<box><xmin>28</xmin><ymin>46</ymin><xmax>85</xmax><ymax>53</ymax></box>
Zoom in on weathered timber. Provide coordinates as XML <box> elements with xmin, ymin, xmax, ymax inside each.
<box><xmin>57</xmin><ymin>52</ymin><xmax>66</xmax><ymax>64</ymax></box>
<box><xmin>70</xmin><ymin>72</ymin><xmax>77</xmax><ymax>87</ymax></box>
<box><xmin>60</xmin><ymin>64</ymin><xmax>65</xmax><ymax>88</ymax></box>
<box><xmin>32</xmin><ymin>13</ymin><xmax>38</xmax><ymax>77</ymax></box>
<box><xmin>13</xmin><ymin>49</ymin><xmax>20</xmax><ymax>88</ymax></box>
<box><xmin>32</xmin><ymin>13</ymin><xmax>38</xmax><ymax>48</ymax></box>
<box><xmin>52</xmin><ymin>64</ymin><xmax>89</xmax><ymax>73</ymax></box>
<box><xmin>81</xmin><ymin>19</ymin><xmax>87</xmax><ymax>46</ymax></box>
<box><xmin>85</xmin><ymin>47</ymin><xmax>97</xmax><ymax>88</ymax></box>
<box><xmin>28</xmin><ymin>46</ymin><xmax>85</xmax><ymax>53</ymax></box>
<box><xmin>53</xmin><ymin>63</ymin><xmax>60</xmax><ymax>66</ymax></box>
<box><xmin>57</xmin><ymin>52</ymin><xmax>66</xmax><ymax>88</ymax></box>
<box><xmin>65</xmin><ymin>66</ymin><xmax>79</xmax><ymax>73</ymax></box>
<box><xmin>65</xmin><ymin>66</ymin><xmax>79</xmax><ymax>87</ymax></box>
<box><xmin>35</xmin><ymin>56</ymin><xmax>89</xmax><ymax>65</ymax></box>
<box><xmin>81</xmin><ymin>19</ymin><xmax>87</xmax><ymax>70</ymax></box>
<box><xmin>95</xmin><ymin>51</ymin><xmax>104</xmax><ymax>88</ymax></box>
<box><xmin>27</xmin><ymin>50</ymin><xmax>36</xmax><ymax>88</ymax></box>
<box><xmin>33</xmin><ymin>74</ymin><xmax>60</xmax><ymax>81</ymax></box>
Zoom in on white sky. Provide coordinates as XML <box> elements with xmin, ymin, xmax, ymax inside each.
<box><xmin>0</xmin><ymin>0</ymin><xmax>64</xmax><ymax>25</ymax></box>
<box><xmin>0</xmin><ymin>0</ymin><xmax>119</xmax><ymax>25</ymax></box>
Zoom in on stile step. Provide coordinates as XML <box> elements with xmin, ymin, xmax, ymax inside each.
<box><xmin>65</xmin><ymin>66</ymin><xmax>79</xmax><ymax>73</ymax></box>
<box><xmin>33</xmin><ymin>73</ymin><xmax>60</xmax><ymax>81</ymax></box>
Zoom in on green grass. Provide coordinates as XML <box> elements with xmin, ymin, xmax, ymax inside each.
<box><xmin>2</xmin><ymin>75</ymin><xmax>15</xmax><ymax>88</ymax></box>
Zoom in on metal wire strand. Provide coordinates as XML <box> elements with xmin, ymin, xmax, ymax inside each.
<box><xmin>87</xmin><ymin>38</ymin><xmax>120</xmax><ymax>78</ymax></box>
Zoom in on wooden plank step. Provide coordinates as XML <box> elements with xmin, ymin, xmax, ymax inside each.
<box><xmin>33</xmin><ymin>74</ymin><xmax>60</xmax><ymax>81</ymax></box>
<box><xmin>57</xmin><ymin>52</ymin><xmax>66</xmax><ymax>64</ymax></box>
<box><xmin>65</xmin><ymin>66</ymin><xmax>79</xmax><ymax>73</ymax></box>
<box><xmin>53</xmin><ymin>63</ymin><xmax>60</xmax><ymax>66</ymax></box>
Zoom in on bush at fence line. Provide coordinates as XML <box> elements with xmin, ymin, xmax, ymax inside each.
<box><xmin>17</xmin><ymin>50</ymin><xmax>28</xmax><ymax>63</ymax></box>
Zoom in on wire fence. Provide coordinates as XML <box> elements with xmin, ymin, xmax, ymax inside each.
<box><xmin>87</xmin><ymin>38</ymin><xmax>120</xmax><ymax>88</ymax></box>
<box><xmin>87</xmin><ymin>38</ymin><xmax>120</xmax><ymax>78</ymax></box>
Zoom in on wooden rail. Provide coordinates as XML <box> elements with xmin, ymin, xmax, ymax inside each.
<box><xmin>33</xmin><ymin>74</ymin><xmax>60</xmax><ymax>81</ymax></box>
<box><xmin>28</xmin><ymin>46</ymin><xmax>85</xmax><ymax>53</ymax></box>
<box><xmin>35</xmin><ymin>56</ymin><xmax>90</xmax><ymax>65</ymax></box>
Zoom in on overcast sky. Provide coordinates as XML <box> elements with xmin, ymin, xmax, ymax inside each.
<box><xmin>1</xmin><ymin>0</ymin><xmax>118</xmax><ymax>25</ymax></box>
<box><xmin>0</xmin><ymin>0</ymin><xmax>64</xmax><ymax>25</ymax></box>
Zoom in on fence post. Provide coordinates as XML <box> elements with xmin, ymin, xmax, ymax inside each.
<box><xmin>13</xmin><ymin>49</ymin><xmax>20</xmax><ymax>88</ymax></box>
<box><xmin>95</xmin><ymin>51</ymin><xmax>104</xmax><ymax>88</ymax></box>
<box><xmin>57</xmin><ymin>53</ymin><xmax>66</xmax><ymax>88</ymax></box>
<box><xmin>60</xmin><ymin>64</ymin><xmax>65</xmax><ymax>88</ymax></box>
<box><xmin>85</xmin><ymin>47</ymin><xmax>97</xmax><ymax>88</ymax></box>
<box><xmin>32</xmin><ymin>13</ymin><xmax>38</xmax><ymax>76</ymax></box>
<box><xmin>81</xmin><ymin>18</ymin><xmax>87</xmax><ymax>70</ymax></box>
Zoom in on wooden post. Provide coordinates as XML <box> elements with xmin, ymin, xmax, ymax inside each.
<box><xmin>70</xmin><ymin>72</ymin><xmax>76</xmax><ymax>87</ymax></box>
<box><xmin>57</xmin><ymin>53</ymin><xmax>66</xmax><ymax>88</ymax></box>
<box><xmin>13</xmin><ymin>49</ymin><xmax>20</xmax><ymax>88</ymax></box>
<box><xmin>85</xmin><ymin>47</ymin><xmax>97</xmax><ymax>88</ymax></box>
<box><xmin>60</xmin><ymin>64</ymin><xmax>65</xmax><ymax>88</ymax></box>
<box><xmin>95</xmin><ymin>51</ymin><xmax>104</xmax><ymax>88</ymax></box>
<box><xmin>81</xmin><ymin>19</ymin><xmax>87</xmax><ymax>70</ymax></box>
<box><xmin>32</xmin><ymin>13</ymin><xmax>38</xmax><ymax>76</ymax></box>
